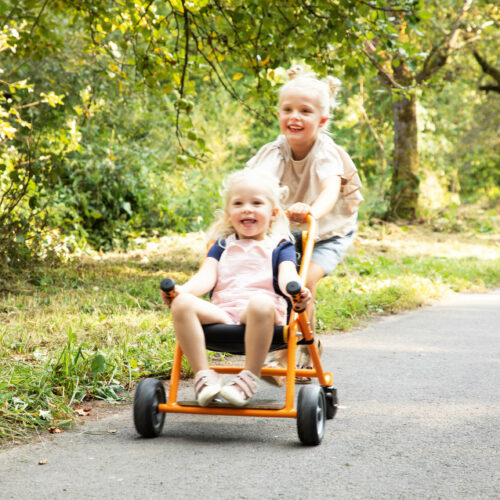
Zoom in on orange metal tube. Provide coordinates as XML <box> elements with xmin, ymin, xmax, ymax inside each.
<box><xmin>293</xmin><ymin>215</ymin><xmax>332</xmax><ymax>387</ymax></box>
<box><xmin>212</xmin><ymin>366</ymin><xmax>332</xmax><ymax>382</ymax></box>
<box><xmin>283</xmin><ymin>311</ymin><xmax>300</xmax><ymax>409</ymax></box>
<box><xmin>158</xmin><ymin>403</ymin><xmax>297</xmax><ymax>418</ymax></box>
<box><xmin>166</xmin><ymin>343</ymin><xmax>183</xmax><ymax>404</ymax></box>
<box><xmin>298</xmin><ymin>215</ymin><xmax>316</xmax><ymax>282</ymax></box>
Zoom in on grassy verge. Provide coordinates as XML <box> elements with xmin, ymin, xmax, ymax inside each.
<box><xmin>1</xmin><ymin>210</ymin><xmax>499</xmax><ymax>442</ymax></box>
<box><xmin>317</xmin><ymin>221</ymin><xmax>500</xmax><ymax>331</ymax></box>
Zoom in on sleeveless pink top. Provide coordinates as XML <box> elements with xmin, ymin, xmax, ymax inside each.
<box><xmin>211</xmin><ymin>235</ymin><xmax>288</xmax><ymax>325</ymax></box>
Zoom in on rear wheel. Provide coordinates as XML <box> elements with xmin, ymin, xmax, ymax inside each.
<box><xmin>297</xmin><ymin>385</ymin><xmax>326</xmax><ymax>446</ymax></box>
<box><xmin>133</xmin><ymin>378</ymin><xmax>166</xmax><ymax>438</ymax></box>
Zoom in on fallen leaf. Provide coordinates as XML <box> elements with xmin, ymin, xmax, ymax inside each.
<box><xmin>38</xmin><ymin>459</ymin><xmax>48</xmax><ymax>465</ymax></box>
<box><xmin>48</xmin><ymin>426</ymin><xmax>64</xmax><ymax>434</ymax></box>
<box><xmin>75</xmin><ymin>408</ymin><xmax>92</xmax><ymax>417</ymax></box>
<box><xmin>108</xmin><ymin>429</ymin><xmax>117</xmax><ymax>434</ymax></box>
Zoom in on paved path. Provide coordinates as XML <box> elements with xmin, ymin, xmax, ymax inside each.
<box><xmin>1</xmin><ymin>290</ymin><xmax>499</xmax><ymax>499</ymax></box>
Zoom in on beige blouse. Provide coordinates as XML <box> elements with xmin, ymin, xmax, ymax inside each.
<box><xmin>247</xmin><ymin>134</ymin><xmax>363</xmax><ymax>239</ymax></box>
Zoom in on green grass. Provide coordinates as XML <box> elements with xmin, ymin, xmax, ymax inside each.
<box><xmin>317</xmin><ymin>254</ymin><xmax>500</xmax><ymax>331</ymax></box>
<box><xmin>1</xmin><ymin>217</ymin><xmax>499</xmax><ymax>442</ymax></box>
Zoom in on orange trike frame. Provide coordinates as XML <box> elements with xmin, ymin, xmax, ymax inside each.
<box><xmin>158</xmin><ymin>215</ymin><xmax>333</xmax><ymax>419</ymax></box>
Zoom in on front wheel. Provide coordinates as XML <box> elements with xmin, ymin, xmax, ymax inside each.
<box><xmin>297</xmin><ymin>385</ymin><xmax>326</xmax><ymax>446</ymax></box>
<box><xmin>133</xmin><ymin>378</ymin><xmax>166</xmax><ymax>438</ymax></box>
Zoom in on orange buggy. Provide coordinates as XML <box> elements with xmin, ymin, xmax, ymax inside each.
<box><xmin>133</xmin><ymin>216</ymin><xmax>338</xmax><ymax>445</ymax></box>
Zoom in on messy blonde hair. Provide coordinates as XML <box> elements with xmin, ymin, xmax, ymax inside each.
<box><xmin>206</xmin><ymin>168</ymin><xmax>292</xmax><ymax>246</ymax></box>
<box><xmin>279</xmin><ymin>65</ymin><xmax>342</xmax><ymax>132</ymax></box>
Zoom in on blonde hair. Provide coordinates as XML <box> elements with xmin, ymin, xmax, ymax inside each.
<box><xmin>207</xmin><ymin>168</ymin><xmax>292</xmax><ymax>246</ymax></box>
<box><xmin>279</xmin><ymin>65</ymin><xmax>342</xmax><ymax>130</ymax></box>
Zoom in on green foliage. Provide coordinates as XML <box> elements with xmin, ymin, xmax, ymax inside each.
<box><xmin>0</xmin><ymin>357</ymin><xmax>74</xmax><ymax>440</ymax></box>
<box><xmin>0</xmin><ymin>0</ymin><xmax>498</xmax><ymax>264</ymax></box>
<box><xmin>51</xmin><ymin>84</ymin><xmax>254</xmax><ymax>250</ymax></box>
<box><xmin>73</xmin><ymin>0</ymin><xmax>365</xmax><ymax>133</ymax></box>
<box><xmin>0</xmin><ymin>6</ymin><xmax>82</xmax><ymax>267</ymax></box>
<box><xmin>0</xmin><ymin>325</ymin><xmax>160</xmax><ymax>441</ymax></box>
<box><xmin>51</xmin><ymin>89</ymin><xmax>174</xmax><ymax>249</ymax></box>
<box><xmin>50</xmin><ymin>329</ymin><xmax>126</xmax><ymax>402</ymax></box>
<box><xmin>417</xmin><ymin>49</ymin><xmax>500</xmax><ymax>211</ymax></box>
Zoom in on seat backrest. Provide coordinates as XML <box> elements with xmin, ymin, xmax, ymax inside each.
<box><xmin>292</xmin><ymin>230</ymin><xmax>305</xmax><ymax>271</ymax></box>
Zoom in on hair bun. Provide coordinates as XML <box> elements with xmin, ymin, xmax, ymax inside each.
<box><xmin>287</xmin><ymin>65</ymin><xmax>304</xmax><ymax>80</ymax></box>
<box><xmin>326</xmin><ymin>76</ymin><xmax>342</xmax><ymax>98</ymax></box>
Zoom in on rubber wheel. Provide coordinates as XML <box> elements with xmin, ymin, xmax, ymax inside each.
<box><xmin>324</xmin><ymin>386</ymin><xmax>338</xmax><ymax>420</ymax></box>
<box><xmin>133</xmin><ymin>378</ymin><xmax>166</xmax><ymax>438</ymax></box>
<box><xmin>297</xmin><ymin>385</ymin><xmax>326</xmax><ymax>446</ymax></box>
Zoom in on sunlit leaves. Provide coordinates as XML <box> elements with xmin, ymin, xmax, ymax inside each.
<box><xmin>0</xmin><ymin>15</ymin><xmax>76</xmax><ymax>267</ymax></box>
<box><xmin>417</xmin><ymin>10</ymin><xmax>433</xmax><ymax>21</ymax></box>
<box><xmin>41</xmin><ymin>91</ymin><xmax>65</xmax><ymax>108</ymax></box>
<box><xmin>72</xmin><ymin>0</ymin><xmax>365</xmax><ymax>138</ymax></box>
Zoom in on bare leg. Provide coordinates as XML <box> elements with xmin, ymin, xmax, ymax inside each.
<box><xmin>239</xmin><ymin>294</ymin><xmax>277</xmax><ymax>376</ymax></box>
<box><xmin>219</xmin><ymin>294</ymin><xmax>276</xmax><ymax>406</ymax></box>
<box><xmin>170</xmin><ymin>293</ymin><xmax>231</xmax><ymax>373</ymax></box>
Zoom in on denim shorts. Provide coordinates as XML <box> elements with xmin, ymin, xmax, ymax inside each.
<box><xmin>311</xmin><ymin>230</ymin><xmax>356</xmax><ymax>276</ymax></box>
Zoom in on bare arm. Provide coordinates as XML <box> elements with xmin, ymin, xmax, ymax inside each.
<box><xmin>180</xmin><ymin>257</ymin><xmax>219</xmax><ymax>296</ymax></box>
<box><xmin>161</xmin><ymin>257</ymin><xmax>218</xmax><ymax>306</ymax></box>
<box><xmin>288</xmin><ymin>175</ymin><xmax>341</xmax><ymax>223</ymax></box>
<box><xmin>277</xmin><ymin>260</ymin><xmax>312</xmax><ymax>310</ymax></box>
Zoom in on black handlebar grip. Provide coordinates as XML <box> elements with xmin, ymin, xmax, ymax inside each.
<box><xmin>160</xmin><ymin>278</ymin><xmax>176</xmax><ymax>299</ymax></box>
<box><xmin>286</xmin><ymin>281</ymin><xmax>301</xmax><ymax>296</ymax></box>
<box><xmin>286</xmin><ymin>281</ymin><xmax>305</xmax><ymax>312</ymax></box>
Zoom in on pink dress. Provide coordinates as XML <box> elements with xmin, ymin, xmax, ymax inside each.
<box><xmin>211</xmin><ymin>235</ymin><xmax>288</xmax><ymax>325</ymax></box>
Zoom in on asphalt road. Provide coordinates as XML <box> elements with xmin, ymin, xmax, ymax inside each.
<box><xmin>1</xmin><ymin>289</ymin><xmax>499</xmax><ymax>499</ymax></box>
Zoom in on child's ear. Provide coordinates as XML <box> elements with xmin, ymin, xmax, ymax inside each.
<box><xmin>319</xmin><ymin>116</ymin><xmax>329</xmax><ymax>128</ymax></box>
<box><xmin>272</xmin><ymin>208</ymin><xmax>279</xmax><ymax>217</ymax></box>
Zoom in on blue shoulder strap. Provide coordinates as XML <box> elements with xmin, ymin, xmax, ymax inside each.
<box><xmin>208</xmin><ymin>239</ymin><xmax>225</xmax><ymax>299</ymax></box>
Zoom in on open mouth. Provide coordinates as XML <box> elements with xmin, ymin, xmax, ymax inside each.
<box><xmin>240</xmin><ymin>218</ymin><xmax>256</xmax><ymax>227</ymax></box>
<box><xmin>288</xmin><ymin>124</ymin><xmax>303</xmax><ymax>132</ymax></box>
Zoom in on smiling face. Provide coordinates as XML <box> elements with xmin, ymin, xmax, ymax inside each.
<box><xmin>278</xmin><ymin>87</ymin><xmax>329</xmax><ymax>160</ymax></box>
<box><xmin>227</xmin><ymin>179</ymin><xmax>275</xmax><ymax>240</ymax></box>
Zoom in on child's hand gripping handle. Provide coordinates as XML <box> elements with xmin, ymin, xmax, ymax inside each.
<box><xmin>286</xmin><ymin>281</ymin><xmax>306</xmax><ymax>313</ymax></box>
<box><xmin>160</xmin><ymin>278</ymin><xmax>176</xmax><ymax>301</ymax></box>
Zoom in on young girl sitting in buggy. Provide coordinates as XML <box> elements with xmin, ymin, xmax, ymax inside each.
<box><xmin>161</xmin><ymin>168</ymin><xmax>311</xmax><ymax>408</ymax></box>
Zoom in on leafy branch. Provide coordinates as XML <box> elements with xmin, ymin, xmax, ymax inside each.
<box><xmin>473</xmin><ymin>50</ymin><xmax>500</xmax><ymax>93</ymax></box>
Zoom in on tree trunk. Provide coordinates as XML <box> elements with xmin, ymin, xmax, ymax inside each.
<box><xmin>390</xmin><ymin>91</ymin><xmax>419</xmax><ymax>219</ymax></box>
